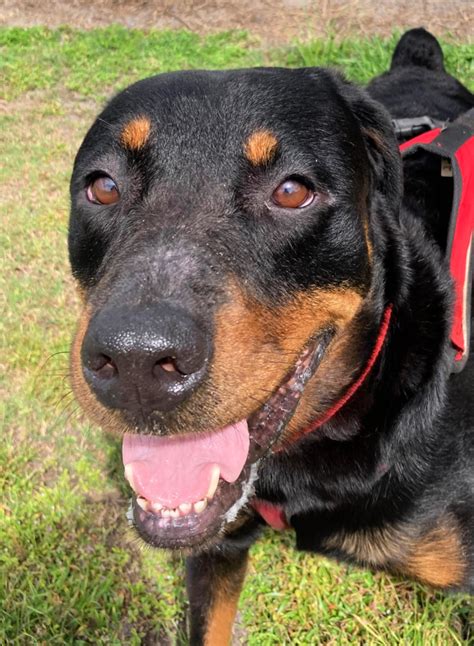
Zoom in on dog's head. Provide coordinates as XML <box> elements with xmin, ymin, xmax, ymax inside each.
<box><xmin>69</xmin><ymin>68</ymin><xmax>401</xmax><ymax>550</ymax></box>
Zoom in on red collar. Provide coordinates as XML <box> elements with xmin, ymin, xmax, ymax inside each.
<box><xmin>252</xmin><ymin>304</ymin><xmax>393</xmax><ymax>530</ymax></box>
<box><xmin>287</xmin><ymin>304</ymin><xmax>393</xmax><ymax>445</ymax></box>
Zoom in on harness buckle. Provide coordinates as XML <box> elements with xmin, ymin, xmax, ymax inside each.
<box><xmin>392</xmin><ymin>115</ymin><xmax>445</xmax><ymax>141</ymax></box>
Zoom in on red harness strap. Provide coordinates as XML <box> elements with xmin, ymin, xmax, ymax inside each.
<box><xmin>398</xmin><ymin>128</ymin><xmax>441</xmax><ymax>149</ymax></box>
<box><xmin>400</xmin><ymin>115</ymin><xmax>474</xmax><ymax>371</ymax></box>
<box><xmin>450</xmin><ymin>139</ymin><xmax>474</xmax><ymax>366</ymax></box>
<box><xmin>252</xmin><ymin>500</ymin><xmax>290</xmax><ymax>530</ymax></box>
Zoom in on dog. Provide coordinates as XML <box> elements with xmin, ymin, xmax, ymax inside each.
<box><xmin>68</xmin><ymin>28</ymin><xmax>474</xmax><ymax>644</ymax></box>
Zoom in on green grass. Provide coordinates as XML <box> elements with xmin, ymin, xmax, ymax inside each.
<box><xmin>1</xmin><ymin>26</ymin><xmax>473</xmax><ymax>644</ymax></box>
<box><xmin>1</xmin><ymin>27</ymin><xmax>472</xmax><ymax>102</ymax></box>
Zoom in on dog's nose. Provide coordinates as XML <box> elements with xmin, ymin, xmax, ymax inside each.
<box><xmin>81</xmin><ymin>303</ymin><xmax>210</xmax><ymax>413</ymax></box>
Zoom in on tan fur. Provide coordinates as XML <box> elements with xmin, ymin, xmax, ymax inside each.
<box><xmin>363</xmin><ymin>216</ymin><xmax>373</xmax><ymax>263</ymax></box>
<box><xmin>211</xmin><ymin>280</ymin><xmax>363</xmax><ymax>438</ymax></box>
<box><xmin>244</xmin><ymin>129</ymin><xmax>278</xmax><ymax>166</ymax></box>
<box><xmin>405</xmin><ymin>521</ymin><xmax>465</xmax><ymax>587</ymax></box>
<box><xmin>120</xmin><ymin>116</ymin><xmax>151</xmax><ymax>150</ymax></box>
<box><xmin>324</xmin><ymin>516</ymin><xmax>465</xmax><ymax>588</ymax></box>
<box><xmin>324</xmin><ymin>525</ymin><xmax>408</xmax><ymax>567</ymax></box>
<box><xmin>204</xmin><ymin>560</ymin><xmax>247</xmax><ymax>646</ymax></box>
<box><xmin>204</xmin><ymin>593</ymin><xmax>239</xmax><ymax>646</ymax></box>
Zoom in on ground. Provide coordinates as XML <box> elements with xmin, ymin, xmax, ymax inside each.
<box><xmin>1</xmin><ymin>0</ymin><xmax>473</xmax><ymax>43</ymax></box>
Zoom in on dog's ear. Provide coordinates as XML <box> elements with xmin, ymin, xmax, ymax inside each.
<box><xmin>337</xmin><ymin>77</ymin><xmax>403</xmax><ymax>216</ymax></box>
<box><xmin>331</xmin><ymin>74</ymin><xmax>407</xmax><ymax>300</ymax></box>
<box><xmin>304</xmin><ymin>68</ymin><xmax>402</xmax><ymax>218</ymax></box>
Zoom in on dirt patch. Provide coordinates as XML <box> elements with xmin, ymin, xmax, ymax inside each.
<box><xmin>1</xmin><ymin>0</ymin><xmax>472</xmax><ymax>43</ymax></box>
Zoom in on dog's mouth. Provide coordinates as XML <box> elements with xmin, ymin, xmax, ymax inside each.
<box><xmin>124</xmin><ymin>328</ymin><xmax>334</xmax><ymax>549</ymax></box>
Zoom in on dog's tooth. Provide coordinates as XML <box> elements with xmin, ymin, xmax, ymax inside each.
<box><xmin>206</xmin><ymin>465</ymin><xmax>220</xmax><ymax>500</ymax></box>
<box><xmin>161</xmin><ymin>508</ymin><xmax>172</xmax><ymax>518</ymax></box>
<box><xmin>124</xmin><ymin>464</ymin><xmax>135</xmax><ymax>489</ymax></box>
<box><xmin>179</xmin><ymin>502</ymin><xmax>192</xmax><ymax>515</ymax></box>
<box><xmin>194</xmin><ymin>499</ymin><xmax>207</xmax><ymax>514</ymax></box>
<box><xmin>136</xmin><ymin>496</ymin><xmax>149</xmax><ymax>512</ymax></box>
<box><xmin>169</xmin><ymin>508</ymin><xmax>180</xmax><ymax>519</ymax></box>
<box><xmin>151</xmin><ymin>501</ymin><xmax>163</xmax><ymax>513</ymax></box>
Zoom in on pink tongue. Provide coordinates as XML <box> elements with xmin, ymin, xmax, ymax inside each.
<box><xmin>122</xmin><ymin>421</ymin><xmax>249</xmax><ymax>508</ymax></box>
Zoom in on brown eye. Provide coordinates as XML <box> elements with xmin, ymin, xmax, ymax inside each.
<box><xmin>272</xmin><ymin>179</ymin><xmax>314</xmax><ymax>209</ymax></box>
<box><xmin>87</xmin><ymin>176</ymin><xmax>119</xmax><ymax>205</ymax></box>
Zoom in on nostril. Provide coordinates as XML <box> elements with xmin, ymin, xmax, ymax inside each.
<box><xmin>91</xmin><ymin>353</ymin><xmax>118</xmax><ymax>380</ymax></box>
<box><xmin>81</xmin><ymin>303</ymin><xmax>211</xmax><ymax>413</ymax></box>
<box><xmin>153</xmin><ymin>357</ymin><xmax>184</xmax><ymax>377</ymax></box>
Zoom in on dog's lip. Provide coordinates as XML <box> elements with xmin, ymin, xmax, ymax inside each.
<box><xmin>129</xmin><ymin>464</ymin><xmax>253</xmax><ymax>550</ymax></box>
<box><xmin>247</xmin><ymin>326</ymin><xmax>335</xmax><ymax>458</ymax></box>
<box><xmin>128</xmin><ymin>327</ymin><xmax>335</xmax><ymax>549</ymax></box>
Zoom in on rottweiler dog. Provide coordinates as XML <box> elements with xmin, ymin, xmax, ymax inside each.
<box><xmin>69</xmin><ymin>28</ymin><xmax>474</xmax><ymax>644</ymax></box>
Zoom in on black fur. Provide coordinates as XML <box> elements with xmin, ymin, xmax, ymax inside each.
<box><xmin>69</xmin><ymin>28</ymin><xmax>474</xmax><ymax>642</ymax></box>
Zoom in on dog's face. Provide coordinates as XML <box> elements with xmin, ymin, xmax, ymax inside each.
<box><xmin>69</xmin><ymin>68</ymin><xmax>401</xmax><ymax>550</ymax></box>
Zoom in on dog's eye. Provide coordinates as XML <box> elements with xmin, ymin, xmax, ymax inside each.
<box><xmin>272</xmin><ymin>179</ymin><xmax>314</xmax><ymax>209</ymax></box>
<box><xmin>86</xmin><ymin>176</ymin><xmax>120</xmax><ymax>205</ymax></box>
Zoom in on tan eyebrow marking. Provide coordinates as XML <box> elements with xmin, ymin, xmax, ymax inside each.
<box><xmin>244</xmin><ymin>129</ymin><xmax>278</xmax><ymax>166</ymax></box>
<box><xmin>120</xmin><ymin>116</ymin><xmax>151</xmax><ymax>150</ymax></box>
